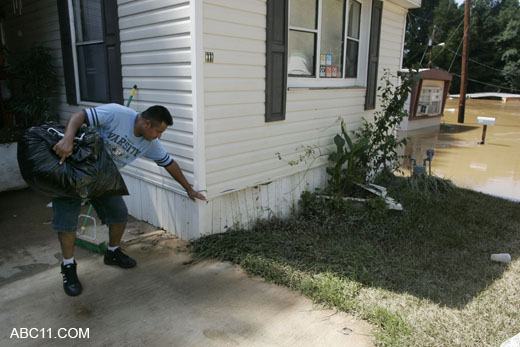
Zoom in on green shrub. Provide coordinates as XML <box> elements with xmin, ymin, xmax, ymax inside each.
<box><xmin>6</xmin><ymin>46</ymin><xmax>59</xmax><ymax>128</ymax></box>
<box><xmin>326</xmin><ymin>120</ymin><xmax>369</xmax><ymax>196</ymax></box>
<box><xmin>357</xmin><ymin>70</ymin><xmax>419</xmax><ymax>181</ymax></box>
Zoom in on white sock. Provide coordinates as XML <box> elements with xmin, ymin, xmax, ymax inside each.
<box><xmin>108</xmin><ymin>245</ymin><xmax>120</xmax><ymax>252</ymax></box>
<box><xmin>63</xmin><ymin>257</ymin><xmax>75</xmax><ymax>265</ymax></box>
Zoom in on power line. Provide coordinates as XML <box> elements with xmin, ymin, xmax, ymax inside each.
<box><xmin>448</xmin><ymin>34</ymin><xmax>464</xmax><ymax>72</ymax></box>
<box><xmin>431</xmin><ymin>18</ymin><xmax>465</xmax><ymax>63</ymax></box>
<box><xmin>442</xmin><ymin>46</ymin><xmax>507</xmax><ymax>73</ymax></box>
<box><xmin>407</xmin><ymin>10</ymin><xmax>509</xmax><ymax>75</ymax></box>
<box><xmin>451</xmin><ymin>72</ymin><xmax>518</xmax><ymax>92</ymax></box>
<box><xmin>416</xmin><ymin>33</ymin><xmax>509</xmax><ymax>75</ymax></box>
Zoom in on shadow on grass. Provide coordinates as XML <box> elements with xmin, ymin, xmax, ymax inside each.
<box><xmin>192</xmin><ymin>176</ymin><xmax>520</xmax><ymax>309</ymax></box>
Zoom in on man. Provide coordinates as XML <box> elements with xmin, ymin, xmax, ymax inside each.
<box><xmin>52</xmin><ymin>104</ymin><xmax>206</xmax><ymax>296</ymax></box>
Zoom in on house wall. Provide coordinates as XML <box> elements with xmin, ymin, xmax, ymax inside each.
<box><xmin>2</xmin><ymin>0</ymin><xmax>202</xmax><ymax>239</ymax></box>
<box><xmin>116</xmin><ymin>0</ymin><xmax>199</xmax><ymax>238</ymax></box>
<box><xmin>3</xmin><ymin>0</ymin><xmax>409</xmax><ymax>239</ymax></box>
<box><xmin>200</xmin><ymin>0</ymin><xmax>408</xmax><ymax>234</ymax></box>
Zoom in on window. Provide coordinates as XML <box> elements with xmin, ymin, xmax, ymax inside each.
<box><xmin>346</xmin><ymin>1</ymin><xmax>361</xmax><ymax>78</ymax></box>
<box><xmin>57</xmin><ymin>0</ymin><xmax>123</xmax><ymax>105</ymax></box>
<box><xmin>265</xmin><ymin>0</ymin><xmax>382</xmax><ymax>120</ymax></box>
<box><xmin>288</xmin><ymin>0</ymin><xmax>363</xmax><ymax>83</ymax></box>
<box><xmin>72</xmin><ymin>0</ymin><xmax>108</xmax><ymax>102</ymax></box>
<box><xmin>417</xmin><ymin>87</ymin><xmax>442</xmax><ymax>116</ymax></box>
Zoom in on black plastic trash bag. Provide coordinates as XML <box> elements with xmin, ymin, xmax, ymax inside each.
<box><xmin>17</xmin><ymin>123</ymin><xmax>129</xmax><ymax>199</ymax></box>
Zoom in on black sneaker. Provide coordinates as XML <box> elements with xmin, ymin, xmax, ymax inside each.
<box><xmin>104</xmin><ymin>247</ymin><xmax>137</xmax><ymax>268</ymax></box>
<box><xmin>61</xmin><ymin>261</ymin><xmax>82</xmax><ymax>297</ymax></box>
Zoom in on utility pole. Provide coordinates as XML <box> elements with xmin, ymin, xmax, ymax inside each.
<box><xmin>428</xmin><ymin>25</ymin><xmax>437</xmax><ymax>69</ymax></box>
<box><xmin>458</xmin><ymin>0</ymin><xmax>470</xmax><ymax>123</ymax></box>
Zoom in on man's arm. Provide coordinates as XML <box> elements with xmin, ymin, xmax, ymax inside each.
<box><xmin>164</xmin><ymin>161</ymin><xmax>206</xmax><ymax>201</ymax></box>
<box><xmin>53</xmin><ymin>111</ymin><xmax>86</xmax><ymax>164</ymax></box>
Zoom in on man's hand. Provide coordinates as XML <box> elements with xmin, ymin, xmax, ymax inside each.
<box><xmin>52</xmin><ymin>110</ymin><xmax>86</xmax><ymax>165</ymax></box>
<box><xmin>53</xmin><ymin>137</ymin><xmax>74</xmax><ymax>165</ymax></box>
<box><xmin>165</xmin><ymin>161</ymin><xmax>207</xmax><ymax>202</ymax></box>
<box><xmin>187</xmin><ymin>188</ymin><xmax>207</xmax><ymax>201</ymax></box>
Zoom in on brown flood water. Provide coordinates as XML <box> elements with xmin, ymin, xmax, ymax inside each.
<box><xmin>400</xmin><ymin>98</ymin><xmax>520</xmax><ymax>201</ymax></box>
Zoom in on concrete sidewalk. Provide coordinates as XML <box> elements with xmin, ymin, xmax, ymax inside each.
<box><xmin>0</xmin><ymin>189</ymin><xmax>374</xmax><ymax>347</ymax></box>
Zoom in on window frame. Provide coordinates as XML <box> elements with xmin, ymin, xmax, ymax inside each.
<box><xmin>67</xmin><ymin>0</ymin><xmax>109</xmax><ymax>105</ymax></box>
<box><xmin>287</xmin><ymin>0</ymin><xmax>371</xmax><ymax>89</ymax></box>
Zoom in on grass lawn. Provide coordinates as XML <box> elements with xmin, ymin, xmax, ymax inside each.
<box><xmin>191</xmin><ymin>175</ymin><xmax>520</xmax><ymax>346</ymax></box>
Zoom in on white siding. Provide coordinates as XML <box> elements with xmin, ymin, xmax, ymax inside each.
<box><xmin>379</xmin><ymin>1</ymin><xmax>407</xmax><ymax>80</ymax></box>
<box><xmin>2</xmin><ymin>0</ymin><xmax>200</xmax><ymax>239</ymax></box>
<box><xmin>201</xmin><ymin>0</ymin><xmax>408</xmax><ymax>235</ymax></box>
<box><xmin>118</xmin><ymin>0</ymin><xmax>200</xmax><ymax>239</ymax></box>
<box><xmin>202</xmin><ymin>166</ymin><xmax>329</xmax><ymax>235</ymax></box>
<box><xmin>118</xmin><ymin>0</ymin><xmax>195</xmax><ymax>193</ymax></box>
<box><xmin>3</xmin><ymin>0</ymin><xmax>409</xmax><ymax>239</ymax></box>
<box><xmin>122</xmin><ymin>174</ymin><xmax>199</xmax><ymax>240</ymax></box>
<box><xmin>2</xmin><ymin>0</ymin><xmax>197</xmax><ymax>191</ymax></box>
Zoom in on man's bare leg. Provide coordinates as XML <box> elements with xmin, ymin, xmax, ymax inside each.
<box><xmin>108</xmin><ymin>222</ymin><xmax>126</xmax><ymax>247</ymax></box>
<box><xmin>58</xmin><ymin>231</ymin><xmax>76</xmax><ymax>259</ymax></box>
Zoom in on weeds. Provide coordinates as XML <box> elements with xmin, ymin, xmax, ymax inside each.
<box><xmin>191</xmin><ymin>175</ymin><xmax>520</xmax><ymax>346</ymax></box>
<box><xmin>406</xmin><ymin>174</ymin><xmax>457</xmax><ymax>195</ymax></box>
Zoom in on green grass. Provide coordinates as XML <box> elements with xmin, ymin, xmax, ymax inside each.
<box><xmin>190</xmin><ymin>175</ymin><xmax>520</xmax><ymax>346</ymax></box>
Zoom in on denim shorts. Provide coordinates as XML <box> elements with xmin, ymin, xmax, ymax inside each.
<box><xmin>52</xmin><ymin>195</ymin><xmax>128</xmax><ymax>232</ymax></box>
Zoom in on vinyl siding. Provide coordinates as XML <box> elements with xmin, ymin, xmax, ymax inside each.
<box><xmin>118</xmin><ymin>0</ymin><xmax>194</xmax><ymax>193</ymax></box>
<box><xmin>203</xmin><ymin>0</ymin><xmax>406</xmax><ymax>197</ymax></box>
<box><xmin>201</xmin><ymin>165</ymin><xmax>329</xmax><ymax>235</ymax></box>
<box><xmin>201</xmin><ymin>0</ymin><xmax>408</xmax><ymax>234</ymax></box>
<box><xmin>2</xmin><ymin>0</ymin><xmax>199</xmax><ymax>239</ymax></box>
<box><xmin>380</xmin><ymin>1</ymin><xmax>407</xmax><ymax>76</ymax></box>
<box><xmin>2</xmin><ymin>0</ymin><xmax>196</xmax><ymax>189</ymax></box>
<box><xmin>2</xmin><ymin>0</ymin><xmax>409</xmax><ymax>239</ymax></box>
<box><xmin>117</xmin><ymin>0</ymin><xmax>199</xmax><ymax>237</ymax></box>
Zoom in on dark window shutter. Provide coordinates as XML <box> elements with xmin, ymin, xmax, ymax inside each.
<box><xmin>265</xmin><ymin>0</ymin><xmax>288</xmax><ymax>122</ymax></box>
<box><xmin>365</xmin><ymin>0</ymin><xmax>383</xmax><ymax>110</ymax></box>
<box><xmin>103</xmin><ymin>0</ymin><xmax>123</xmax><ymax>104</ymax></box>
<box><xmin>57</xmin><ymin>0</ymin><xmax>77</xmax><ymax>105</ymax></box>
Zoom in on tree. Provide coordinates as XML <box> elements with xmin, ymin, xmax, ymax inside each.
<box><xmin>404</xmin><ymin>0</ymin><xmax>519</xmax><ymax>94</ymax></box>
<box><xmin>403</xmin><ymin>0</ymin><xmax>440</xmax><ymax>68</ymax></box>
<box><xmin>494</xmin><ymin>0</ymin><xmax>520</xmax><ymax>92</ymax></box>
<box><xmin>430</xmin><ymin>0</ymin><xmax>464</xmax><ymax>92</ymax></box>
<box><xmin>465</xmin><ymin>0</ymin><xmax>504</xmax><ymax>93</ymax></box>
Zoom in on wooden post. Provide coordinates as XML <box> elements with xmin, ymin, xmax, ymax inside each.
<box><xmin>479</xmin><ymin>124</ymin><xmax>487</xmax><ymax>145</ymax></box>
<box><xmin>458</xmin><ymin>0</ymin><xmax>470</xmax><ymax>123</ymax></box>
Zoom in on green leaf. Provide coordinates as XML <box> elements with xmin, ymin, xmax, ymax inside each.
<box><xmin>334</xmin><ymin>134</ymin><xmax>345</xmax><ymax>149</ymax></box>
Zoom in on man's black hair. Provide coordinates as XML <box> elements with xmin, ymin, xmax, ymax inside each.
<box><xmin>141</xmin><ymin>105</ymin><xmax>173</xmax><ymax>126</ymax></box>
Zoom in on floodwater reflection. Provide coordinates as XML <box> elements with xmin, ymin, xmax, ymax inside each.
<box><xmin>400</xmin><ymin>98</ymin><xmax>520</xmax><ymax>201</ymax></box>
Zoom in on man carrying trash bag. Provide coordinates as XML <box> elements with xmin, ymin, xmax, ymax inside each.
<box><xmin>51</xmin><ymin>104</ymin><xmax>206</xmax><ymax>296</ymax></box>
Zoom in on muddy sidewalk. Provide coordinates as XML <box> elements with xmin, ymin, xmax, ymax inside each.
<box><xmin>0</xmin><ymin>189</ymin><xmax>373</xmax><ymax>346</ymax></box>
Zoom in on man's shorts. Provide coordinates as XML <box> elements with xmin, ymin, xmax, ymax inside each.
<box><xmin>52</xmin><ymin>195</ymin><xmax>128</xmax><ymax>232</ymax></box>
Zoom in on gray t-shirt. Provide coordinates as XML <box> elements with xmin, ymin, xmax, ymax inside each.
<box><xmin>84</xmin><ymin>103</ymin><xmax>173</xmax><ymax>168</ymax></box>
